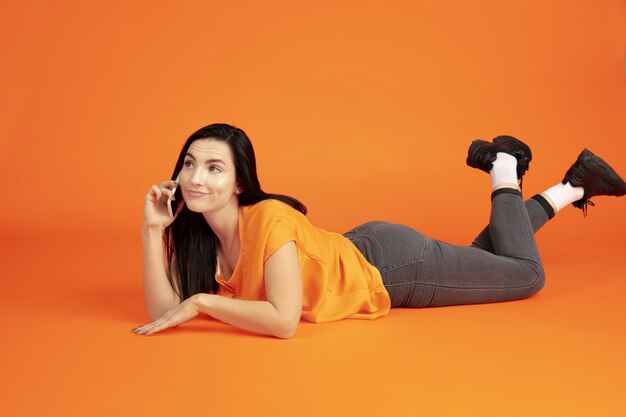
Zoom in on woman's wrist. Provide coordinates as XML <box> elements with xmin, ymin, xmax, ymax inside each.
<box><xmin>142</xmin><ymin>223</ymin><xmax>165</xmax><ymax>235</ymax></box>
<box><xmin>193</xmin><ymin>293</ymin><xmax>211</xmax><ymax>313</ymax></box>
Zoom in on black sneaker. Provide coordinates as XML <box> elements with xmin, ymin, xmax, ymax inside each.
<box><xmin>466</xmin><ymin>135</ymin><xmax>532</xmax><ymax>190</ymax></box>
<box><xmin>562</xmin><ymin>148</ymin><xmax>626</xmax><ymax>216</ymax></box>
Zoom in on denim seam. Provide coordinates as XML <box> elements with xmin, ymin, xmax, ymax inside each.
<box><xmin>359</xmin><ymin>222</ymin><xmax>396</xmax><ymax>237</ymax></box>
<box><xmin>381</xmin><ymin>258</ymin><xmax>422</xmax><ymax>273</ymax></box>
<box><xmin>361</xmin><ymin>234</ymin><xmax>384</xmax><ymax>267</ymax></box>
<box><xmin>515</xmin><ymin>195</ymin><xmax>544</xmax><ymax>278</ymax></box>
<box><xmin>489</xmin><ymin>194</ymin><xmax>543</xmax><ymax>280</ymax></box>
<box><xmin>399</xmin><ymin>274</ymin><xmax>542</xmax><ymax>290</ymax></box>
<box><xmin>517</xmin><ymin>196</ymin><xmax>538</xmax><ymax>259</ymax></box>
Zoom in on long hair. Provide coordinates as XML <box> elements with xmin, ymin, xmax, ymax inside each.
<box><xmin>163</xmin><ymin>123</ymin><xmax>307</xmax><ymax>301</ymax></box>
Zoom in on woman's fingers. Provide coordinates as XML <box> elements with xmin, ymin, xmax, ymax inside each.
<box><xmin>134</xmin><ymin>312</ymin><xmax>175</xmax><ymax>335</ymax></box>
<box><xmin>144</xmin><ymin>180</ymin><xmax>180</xmax><ymax>228</ymax></box>
<box><xmin>150</xmin><ymin>185</ymin><xmax>176</xmax><ymax>203</ymax></box>
<box><xmin>134</xmin><ymin>321</ymin><xmax>162</xmax><ymax>335</ymax></box>
<box><xmin>160</xmin><ymin>180</ymin><xmax>177</xmax><ymax>199</ymax></box>
<box><xmin>150</xmin><ymin>185</ymin><xmax>163</xmax><ymax>201</ymax></box>
<box><xmin>164</xmin><ymin>187</ymin><xmax>175</xmax><ymax>200</ymax></box>
<box><xmin>133</xmin><ymin>314</ymin><xmax>165</xmax><ymax>334</ymax></box>
<box><xmin>132</xmin><ymin>297</ymin><xmax>199</xmax><ymax>336</ymax></box>
<box><xmin>160</xmin><ymin>179</ymin><xmax>177</xmax><ymax>190</ymax></box>
<box><xmin>147</xmin><ymin>181</ymin><xmax>177</xmax><ymax>202</ymax></box>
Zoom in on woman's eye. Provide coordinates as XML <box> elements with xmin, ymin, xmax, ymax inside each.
<box><xmin>209</xmin><ymin>166</ymin><xmax>222</xmax><ymax>173</ymax></box>
<box><xmin>184</xmin><ymin>161</ymin><xmax>194</xmax><ymax>168</ymax></box>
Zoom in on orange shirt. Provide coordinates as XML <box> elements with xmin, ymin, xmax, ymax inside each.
<box><xmin>215</xmin><ymin>199</ymin><xmax>391</xmax><ymax>323</ymax></box>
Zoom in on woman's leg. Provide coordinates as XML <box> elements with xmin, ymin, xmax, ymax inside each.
<box><xmin>470</xmin><ymin>194</ymin><xmax>553</xmax><ymax>253</ymax></box>
<box><xmin>430</xmin><ymin>144</ymin><xmax>626</xmax><ymax>306</ymax></box>
<box><xmin>346</xmin><ymin>141</ymin><xmax>626</xmax><ymax>308</ymax></box>
<box><xmin>344</xmin><ymin>188</ymin><xmax>548</xmax><ymax>308</ymax></box>
<box><xmin>384</xmin><ymin>137</ymin><xmax>549</xmax><ymax>306</ymax></box>
<box><xmin>473</xmin><ymin>146</ymin><xmax>626</xmax><ymax>251</ymax></box>
<box><xmin>346</xmin><ymin>136</ymin><xmax>544</xmax><ymax>308</ymax></box>
<box><xmin>425</xmin><ymin>187</ymin><xmax>546</xmax><ymax>307</ymax></box>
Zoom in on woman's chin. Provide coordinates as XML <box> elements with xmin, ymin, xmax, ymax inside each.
<box><xmin>183</xmin><ymin>201</ymin><xmax>205</xmax><ymax>213</ymax></box>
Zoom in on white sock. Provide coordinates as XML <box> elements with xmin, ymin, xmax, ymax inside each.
<box><xmin>490</xmin><ymin>152</ymin><xmax>519</xmax><ymax>190</ymax></box>
<box><xmin>541</xmin><ymin>182</ymin><xmax>585</xmax><ymax>212</ymax></box>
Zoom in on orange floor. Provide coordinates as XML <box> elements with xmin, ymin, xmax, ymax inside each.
<box><xmin>2</xmin><ymin>231</ymin><xmax>624</xmax><ymax>417</ymax></box>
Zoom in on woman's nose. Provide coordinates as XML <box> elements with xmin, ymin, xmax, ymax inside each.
<box><xmin>190</xmin><ymin>169</ymin><xmax>205</xmax><ymax>184</ymax></box>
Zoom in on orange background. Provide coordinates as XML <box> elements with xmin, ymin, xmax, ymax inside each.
<box><xmin>1</xmin><ymin>1</ymin><xmax>625</xmax><ymax>416</ymax></box>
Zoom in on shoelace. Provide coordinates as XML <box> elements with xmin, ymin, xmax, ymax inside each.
<box><xmin>517</xmin><ymin>157</ymin><xmax>529</xmax><ymax>194</ymax></box>
<box><xmin>582</xmin><ymin>199</ymin><xmax>595</xmax><ymax>217</ymax></box>
<box><xmin>574</xmin><ymin>198</ymin><xmax>595</xmax><ymax>217</ymax></box>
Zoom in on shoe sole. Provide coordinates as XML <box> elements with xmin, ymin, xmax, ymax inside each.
<box><xmin>466</xmin><ymin>139</ymin><xmax>491</xmax><ymax>170</ymax></box>
<box><xmin>576</xmin><ymin>149</ymin><xmax>626</xmax><ymax>197</ymax></box>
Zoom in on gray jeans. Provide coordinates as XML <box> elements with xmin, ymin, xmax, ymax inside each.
<box><xmin>343</xmin><ymin>192</ymin><xmax>549</xmax><ymax>308</ymax></box>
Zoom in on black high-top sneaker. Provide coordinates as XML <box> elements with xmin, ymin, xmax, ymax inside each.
<box><xmin>562</xmin><ymin>148</ymin><xmax>626</xmax><ymax>216</ymax></box>
<box><xmin>466</xmin><ymin>135</ymin><xmax>532</xmax><ymax>191</ymax></box>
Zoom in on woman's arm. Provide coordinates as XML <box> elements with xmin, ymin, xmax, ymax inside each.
<box><xmin>142</xmin><ymin>225</ymin><xmax>180</xmax><ymax>320</ymax></box>
<box><xmin>133</xmin><ymin>241</ymin><xmax>302</xmax><ymax>339</ymax></box>
<box><xmin>195</xmin><ymin>241</ymin><xmax>303</xmax><ymax>339</ymax></box>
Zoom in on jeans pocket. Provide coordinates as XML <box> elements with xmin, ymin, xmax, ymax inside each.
<box><xmin>346</xmin><ymin>221</ymin><xmax>438</xmax><ymax>308</ymax></box>
<box><xmin>376</xmin><ymin>226</ymin><xmax>429</xmax><ymax>273</ymax></box>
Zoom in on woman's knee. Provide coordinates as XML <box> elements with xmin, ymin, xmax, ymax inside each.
<box><xmin>525</xmin><ymin>263</ymin><xmax>546</xmax><ymax>297</ymax></box>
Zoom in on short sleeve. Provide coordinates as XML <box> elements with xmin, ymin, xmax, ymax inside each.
<box><xmin>263</xmin><ymin>205</ymin><xmax>297</xmax><ymax>263</ymax></box>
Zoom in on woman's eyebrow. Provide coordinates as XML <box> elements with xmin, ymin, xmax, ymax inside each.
<box><xmin>185</xmin><ymin>152</ymin><xmax>226</xmax><ymax>165</ymax></box>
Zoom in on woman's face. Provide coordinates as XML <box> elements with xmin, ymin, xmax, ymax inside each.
<box><xmin>180</xmin><ymin>138</ymin><xmax>241</xmax><ymax>214</ymax></box>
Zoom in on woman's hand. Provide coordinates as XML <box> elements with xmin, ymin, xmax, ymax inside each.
<box><xmin>143</xmin><ymin>179</ymin><xmax>185</xmax><ymax>231</ymax></box>
<box><xmin>131</xmin><ymin>294</ymin><xmax>201</xmax><ymax>336</ymax></box>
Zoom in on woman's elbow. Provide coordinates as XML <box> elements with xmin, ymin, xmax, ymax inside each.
<box><xmin>276</xmin><ymin>318</ymin><xmax>300</xmax><ymax>339</ymax></box>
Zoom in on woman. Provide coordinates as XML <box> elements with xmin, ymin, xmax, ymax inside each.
<box><xmin>132</xmin><ymin>123</ymin><xmax>626</xmax><ymax>338</ymax></box>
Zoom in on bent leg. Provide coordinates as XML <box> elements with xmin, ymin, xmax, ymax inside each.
<box><xmin>425</xmin><ymin>189</ymin><xmax>545</xmax><ymax>307</ymax></box>
<box><xmin>345</xmin><ymin>191</ymin><xmax>549</xmax><ymax>308</ymax></box>
<box><xmin>471</xmin><ymin>194</ymin><xmax>553</xmax><ymax>253</ymax></box>
<box><xmin>345</xmin><ymin>191</ymin><xmax>548</xmax><ymax>308</ymax></box>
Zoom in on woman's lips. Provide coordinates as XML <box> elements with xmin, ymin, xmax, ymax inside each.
<box><xmin>187</xmin><ymin>190</ymin><xmax>208</xmax><ymax>197</ymax></box>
